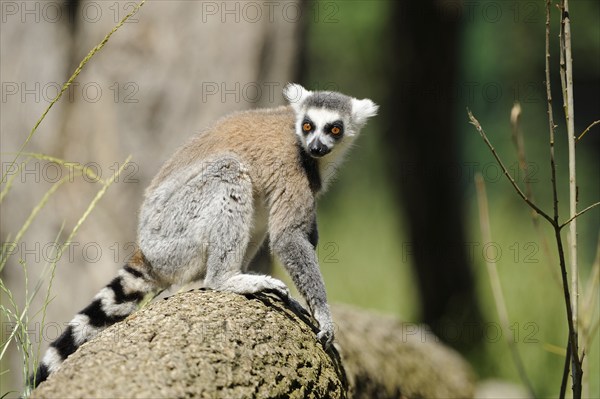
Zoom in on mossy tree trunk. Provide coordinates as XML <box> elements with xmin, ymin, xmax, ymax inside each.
<box><xmin>32</xmin><ymin>292</ymin><xmax>474</xmax><ymax>399</ymax></box>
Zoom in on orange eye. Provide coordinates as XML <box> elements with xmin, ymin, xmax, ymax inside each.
<box><xmin>303</xmin><ymin>123</ymin><xmax>312</xmax><ymax>132</ymax></box>
<box><xmin>331</xmin><ymin>126</ymin><xmax>341</xmax><ymax>135</ymax></box>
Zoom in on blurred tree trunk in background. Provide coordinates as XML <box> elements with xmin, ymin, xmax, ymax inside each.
<box><xmin>382</xmin><ymin>1</ymin><xmax>483</xmax><ymax>351</ymax></box>
<box><xmin>0</xmin><ymin>0</ymin><xmax>301</xmax><ymax>392</ymax></box>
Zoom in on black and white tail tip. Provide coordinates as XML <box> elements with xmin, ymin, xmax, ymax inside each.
<box><xmin>29</xmin><ymin>258</ymin><xmax>157</xmax><ymax>389</ymax></box>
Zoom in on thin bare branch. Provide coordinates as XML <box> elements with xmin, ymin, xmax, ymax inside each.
<box><xmin>560</xmin><ymin>202</ymin><xmax>600</xmax><ymax>230</ymax></box>
<box><xmin>467</xmin><ymin>109</ymin><xmax>554</xmax><ymax>225</ymax></box>
<box><xmin>510</xmin><ymin>103</ymin><xmax>524</xmax><ymax>163</ymax></box>
<box><xmin>475</xmin><ymin>174</ymin><xmax>536</xmax><ymax>396</ymax></box>
<box><xmin>553</xmin><ymin>219</ymin><xmax>580</xmax><ymax>398</ymax></box>
<box><xmin>561</xmin><ymin>0</ymin><xmax>579</xmax><ymax>363</ymax></box>
<box><xmin>466</xmin><ymin>110</ymin><xmax>584</xmax><ymax>389</ymax></box>
<box><xmin>576</xmin><ymin>120</ymin><xmax>600</xmax><ymax>143</ymax></box>
<box><xmin>509</xmin><ymin>103</ymin><xmax>539</xmax><ymax>213</ymax></box>
<box><xmin>558</xmin><ymin>2</ymin><xmax>567</xmax><ymax>103</ymax></box>
<box><xmin>510</xmin><ymin>103</ymin><xmax>561</xmax><ymax>285</ymax></box>
<box><xmin>549</xmin><ymin>2</ymin><xmax>582</xmax><ymax>396</ymax></box>
<box><xmin>560</xmin><ymin>339</ymin><xmax>571</xmax><ymax>399</ymax></box>
<box><xmin>545</xmin><ymin>0</ymin><xmax>560</xmax><ymax>225</ymax></box>
<box><xmin>557</xmin><ymin>1</ymin><xmax>583</xmax><ymax>393</ymax></box>
<box><xmin>510</xmin><ymin>103</ymin><xmax>532</xmax><ymax>197</ymax></box>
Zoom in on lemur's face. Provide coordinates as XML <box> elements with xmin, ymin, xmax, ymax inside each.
<box><xmin>283</xmin><ymin>83</ymin><xmax>378</xmax><ymax>159</ymax></box>
<box><xmin>297</xmin><ymin>107</ymin><xmax>347</xmax><ymax>158</ymax></box>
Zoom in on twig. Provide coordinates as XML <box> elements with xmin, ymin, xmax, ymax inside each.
<box><xmin>560</xmin><ymin>3</ymin><xmax>583</xmax><ymax>395</ymax></box>
<box><xmin>561</xmin><ymin>2</ymin><xmax>579</xmax><ymax>371</ymax></box>
<box><xmin>472</xmin><ymin>4</ymin><xmax>589</xmax><ymax>397</ymax></box>
<box><xmin>510</xmin><ymin>103</ymin><xmax>533</xmax><ymax>199</ymax></box>
<box><xmin>545</xmin><ymin>0</ymin><xmax>560</xmax><ymax>227</ymax></box>
<box><xmin>510</xmin><ymin>103</ymin><xmax>560</xmax><ymax>285</ymax></box>
<box><xmin>469</xmin><ymin>100</ymin><xmax>583</xmax><ymax>398</ymax></box>
<box><xmin>558</xmin><ymin>2</ymin><xmax>567</xmax><ymax>104</ymax></box>
<box><xmin>560</xmin><ymin>339</ymin><xmax>571</xmax><ymax>399</ymax></box>
<box><xmin>559</xmin><ymin>202</ymin><xmax>600</xmax><ymax>230</ymax></box>
<box><xmin>545</xmin><ymin>0</ymin><xmax>574</xmax><ymax>399</ymax></box>
<box><xmin>475</xmin><ymin>174</ymin><xmax>536</xmax><ymax>397</ymax></box>
<box><xmin>552</xmin><ymin>213</ymin><xmax>581</xmax><ymax>399</ymax></box>
<box><xmin>467</xmin><ymin>109</ymin><xmax>553</xmax><ymax>225</ymax></box>
<box><xmin>467</xmin><ymin>105</ymin><xmax>581</xmax><ymax>399</ymax></box>
<box><xmin>510</xmin><ymin>103</ymin><xmax>525</xmax><ymax>170</ymax></box>
<box><xmin>546</xmin><ymin>2</ymin><xmax>582</xmax><ymax>396</ymax></box>
<box><xmin>576</xmin><ymin>120</ymin><xmax>600</xmax><ymax>143</ymax></box>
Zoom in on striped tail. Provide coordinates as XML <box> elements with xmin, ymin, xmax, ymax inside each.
<box><xmin>30</xmin><ymin>250</ymin><xmax>160</xmax><ymax>389</ymax></box>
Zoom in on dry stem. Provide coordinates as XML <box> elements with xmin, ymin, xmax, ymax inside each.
<box><xmin>561</xmin><ymin>0</ymin><xmax>579</xmax><ymax>363</ymax></box>
<box><xmin>576</xmin><ymin>120</ymin><xmax>600</xmax><ymax>143</ymax></box>
<box><xmin>546</xmin><ymin>2</ymin><xmax>581</xmax><ymax>395</ymax></box>
<box><xmin>475</xmin><ymin>174</ymin><xmax>535</xmax><ymax>396</ymax></box>
<box><xmin>560</xmin><ymin>202</ymin><xmax>600</xmax><ymax>230</ymax></box>
<box><xmin>469</xmin><ymin>2</ymin><xmax>589</xmax><ymax>396</ymax></box>
<box><xmin>510</xmin><ymin>103</ymin><xmax>560</xmax><ymax>285</ymax></box>
<box><xmin>467</xmin><ymin>110</ymin><xmax>553</xmax><ymax>226</ymax></box>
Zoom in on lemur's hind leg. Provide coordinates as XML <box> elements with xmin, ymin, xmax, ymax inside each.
<box><xmin>201</xmin><ymin>158</ymin><xmax>289</xmax><ymax>299</ymax></box>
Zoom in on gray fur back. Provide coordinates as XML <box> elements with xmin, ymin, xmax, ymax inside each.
<box><xmin>138</xmin><ymin>154</ymin><xmax>253</xmax><ymax>285</ymax></box>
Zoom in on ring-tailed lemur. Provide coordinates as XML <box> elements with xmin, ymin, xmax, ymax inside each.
<box><xmin>31</xmin><ymin>83</ymin><xmax>378</xmax><ymax>388</ymax></box>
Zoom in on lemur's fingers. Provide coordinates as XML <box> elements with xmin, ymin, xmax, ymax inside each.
<box><xmin>263</xmin><ymin>276</ymin><xmax>290</xmax><ymax>299</ymax></box>
<box><xmin>214</xmin><ymin>274</ymin><xmax>289</xmax><ymax>299</ymax></box>
<box><xmin>317</xmin><ymin>322</ymin><xmax>335</xmax><ymax>349</ymax></box>
<box><xmin>312</xmin><ymin>305</ymin><xmax>335</xmax><ymax>348</ymax></box>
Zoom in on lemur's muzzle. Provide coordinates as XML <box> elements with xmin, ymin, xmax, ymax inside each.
<box><xmin>309</xmin><ymin>141</ymin><xmax>331</xmax><ymax>157</ymax></box>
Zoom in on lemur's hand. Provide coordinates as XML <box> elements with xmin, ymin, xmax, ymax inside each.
<box><xmin>314</xmin><ymin>307</ymin><xmax>335</xmax><ymax>348</ymax></box>
<box><xmin>317</xmin><ymin>322</ymin><xmax>335</xmax><ymax>348</ymax></box>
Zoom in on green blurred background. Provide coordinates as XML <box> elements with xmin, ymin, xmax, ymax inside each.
<box><xmin>277</xmin><ymin>1</ymin><xmax>599</xmax><ymax>397</ymax></box>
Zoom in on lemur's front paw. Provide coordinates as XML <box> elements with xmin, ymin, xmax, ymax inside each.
<box><xmin>263</xmin><ymin>276</ymin><xmax>290</xmax><ymax>299</ymax></box>
<box><xmin>313</xmin><ymin>306</ymin><xmax>335</xmax><ymax>348</ymax></box>
<box><xmin>317</xmin><ymin>322</ymin><xmax>335</xmax><ymax>348</ymax></box>
<box><xmin>215</xmin><ymin>274</ymin><xmax>290</xmax><ymax>299</ymax></box>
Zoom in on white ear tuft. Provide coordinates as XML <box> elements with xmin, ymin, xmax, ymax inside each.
<box><xmin>283</xmin><ymin>83</ymin><xmax>311</xmax><ymax>112</ymax></box>
<box><xmin>351</xmin><ymin>98</ymin><xmax>379</xmax><ymax>126</ymax></box>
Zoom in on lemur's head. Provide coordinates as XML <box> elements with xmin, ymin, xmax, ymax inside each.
<box><xmin>283</xmin><ymin>83</ymin><xmax>378</xmax><ymax>159</ymax></box>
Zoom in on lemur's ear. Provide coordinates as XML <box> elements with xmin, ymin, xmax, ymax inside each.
<box><xmin>351</xmin><ymin>98</ymin><xmax>379</xmax><ymax>126</ymax></box>
<box><xmin>283</xmin><ymin>83</ymin><xmax>312</xmax><ymax>112</ymax></box>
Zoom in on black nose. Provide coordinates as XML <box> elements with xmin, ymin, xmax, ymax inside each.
<box><xmin>309</xmin><ymin>142</ymin><xmax>331</xmax><ymax>157</ymax></box>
